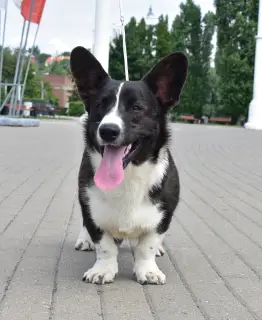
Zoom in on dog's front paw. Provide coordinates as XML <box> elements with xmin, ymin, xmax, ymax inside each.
<box><xmin>75</xmin><ymin>227</ymin><xmax>95</xmax><ymax>251</ymax></box>
<box><xmin>83</xmin><ymin>260</ymin><xmax>118</xmax><ymax>284</ymax></box>
<box><xmin>134</xmin><ymin>261</ymin><xmax>166</xmax><ymax>285</ymax></box>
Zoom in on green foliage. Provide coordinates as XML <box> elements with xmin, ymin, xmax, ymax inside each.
<box><xmin>215</xmin><ymin>0</ymin><xmax>258</xmax><ymax>124</ymax></box>
<box><xmin>1</xmin><ymin>47</ymin><xmax>58</xmax><ymax>104</ymax></box>
<box><xmin>1</xmin><ymin>0</ymin><xmax>259</xmax><ymax>123</ymax></box>
<box><xmin>56</xmin><ymin>106</ymin><xmax>68</xmax><ymax>116</ymax></box>
<box><xmin>38</xmin><ymin>53</ymin><xmax>51</xmax><ymax>68</ymax></box>
<box><xmin>28</xmin><ymin>45</ymin><xmax>51</xmax><ymax>71</ymax></box>
<box><xmin>43</xmin><ymin>81</ymin><xmax>59</xmax><ymax>105</ymax></box>
<box><xmin>170</xmin><ymin>0</ymin><xmax>215</xmax><ymax>118</ymax></box>
<box><xmin>154</xmin><ymin>15</ymin><xmax>171</xmax><ymax>60</ymax></box>
<box><xmin>69</xmin><ymin>83</ymin><xmax>80</xmax><ymax>103</ymax></box>
<box><xmin>109</xmin><ymin>17</ymin><xmax>155</xmax><ymax>80</ymax></box>
<box><xmin>49</xmin><ymin>59</ymin><xmax>70</xmax><ymax>75</ymax></box>
<box><xmin>24</xmin><ymin>63</ymin><xmax>42</xmax><ymax>98</ymax></box>
<box><xmin>61</xmin><ymin>51</ymin><xmax>71</xmax><ymax>56</ymax></box>
<box><xmin>68</xmin><ymin>101</ymin><xmax>85</xmax><ymax>116</ymax></box>
<box><xmin>109</xmin><ymin>0</ymin><xmax>216</xmax><ymax>119</ymax></box>
<box><xmin>68</xmin><ymin>73</ymin><xmax>80</xmax><ymax>103</ymax></box>
<box><xmin>2</xmin><ymin>47</ymin><xmax>17</xmax><ymax>82</ymax></box>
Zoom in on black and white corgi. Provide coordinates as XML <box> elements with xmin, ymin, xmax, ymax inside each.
<box><xmin>70</xmin><ymin>47</ymin><xmax>188</xmax><ymax>285</ymax></box>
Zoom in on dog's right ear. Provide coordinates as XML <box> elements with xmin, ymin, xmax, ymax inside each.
<box><xmin>70</xmin><ymin>46</ymin><xmax>109</xmax><ymax>112</ymax></box>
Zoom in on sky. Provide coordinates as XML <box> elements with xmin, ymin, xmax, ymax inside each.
<box><xmin>3</xmin><ymin>0</ymin><xmax>215</xmax><ymax>55</ymax></box>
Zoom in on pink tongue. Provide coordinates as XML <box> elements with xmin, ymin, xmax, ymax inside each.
<box><xmin>94</xmin><ymin>146</ymin><xmax>126</xmax><ymax>190</ymax></box>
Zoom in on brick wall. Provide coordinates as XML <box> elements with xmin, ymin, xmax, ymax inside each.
<box><xmin>43</xmin><ymin>74</ymin><xmax>73</xmax><ymax>107</ymax></box>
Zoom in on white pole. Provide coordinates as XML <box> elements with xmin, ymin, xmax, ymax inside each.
<box><xmin>17</xmin><ymin>23</ymin><xmax>40</xmax><ymax>115</ymax></box>
<box><xmin>14</xmin><ymin>0</ymin><xmax>35</xmax><ymax>116</ymax></box>
<box><xmin>245</xmin><ymin>0</ymin><xmax>262</xmax><ymax>130</ymax></box>
<box><xmin>9</xmin><ymin>19</ymin><xmax>26</xmax><ymax>116</ymax></box>
<box><xmin>118</xmin><ymin>0</ymin><xmax>129</xmax><ymax>80</ymax></box>
<box><xmin>93</xmin><ymin>0</ymin><xmax>111</xmax><ymax>73</ymax></box>
<box><xmin>0</xmin><ymin>0</ymin><xmax>8</xmax><ymax>107</ymax></box>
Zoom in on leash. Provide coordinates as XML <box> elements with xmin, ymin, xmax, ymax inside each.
<box><xmin>118</xmin><ymin>0</ymin><xmax>129</xmax><ymax>81</ymax></box>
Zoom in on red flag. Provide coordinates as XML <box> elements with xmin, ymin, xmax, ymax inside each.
<box><xmin>21</xmin><ymin>0</ymin><xmax>46</xmax><ymax>24</ymax></box>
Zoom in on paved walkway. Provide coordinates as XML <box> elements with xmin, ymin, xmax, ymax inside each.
<box><xmin>1</xmin><ymin>121</ymin><xmax>262</xmax><ymax>320</ymax></box>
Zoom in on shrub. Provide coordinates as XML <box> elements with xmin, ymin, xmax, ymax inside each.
<box><xmin>68</xmin><ymin>101</ymin><xmax>85</xmax><ymax>116</ymax></box>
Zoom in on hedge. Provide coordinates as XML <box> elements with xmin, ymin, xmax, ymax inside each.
<box><xmin>68</xmin><ymin>101</ymin><xmax>85</xmax><ymax>116</ymax></box>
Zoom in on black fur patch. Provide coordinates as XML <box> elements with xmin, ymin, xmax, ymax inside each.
<box><xmin>149</xmin><ymin>150</ymin><xmax>180</xmax><ymax>234</ymax></box>
<box><xmin>78</xmin><ymin>148</ymin><xmax>103</xmax><ymax>243</ymax></box>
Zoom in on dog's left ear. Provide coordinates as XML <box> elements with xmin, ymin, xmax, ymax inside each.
<box><xmin>142</xmin><ymin>52</ymin><xmax>188</xmax><ymax>109</ymax></box>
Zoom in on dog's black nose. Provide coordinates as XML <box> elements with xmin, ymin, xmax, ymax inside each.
<box><xmin>99</xmin><ymin>123</ymin><xmax>120</xmax><ymax>142</ymax></box>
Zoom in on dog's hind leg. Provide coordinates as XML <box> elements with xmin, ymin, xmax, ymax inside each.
<box><xmin>114</xmin><ymin>238</ymin><xmax>123</xmax><ymax>247</ymax></box>
<box><xmin>75</xmin><ymin>225</ymin><xmax>95</xmax><ymax>251</ymax></box>
<box><xmin>156</xmin><ymin>244</ymin><xmax>165</xmax><ymax>257</ymax></box>
<box><xmin>76</xmin><ymin>184</ymin><xmax>96</xmax><ymax>251</ymax></box>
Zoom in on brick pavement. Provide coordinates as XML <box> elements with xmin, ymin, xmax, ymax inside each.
<box><xmin>0</xmin><ymin>121</ymin><xmax>262</xmax><ymax>320</ymax></box>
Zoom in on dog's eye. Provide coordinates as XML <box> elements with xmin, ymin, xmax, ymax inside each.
<box><xmin>132</xmin><ymin>105</ymin><xmax>142</xmax><ymax>111</ymax></box>
<box><xmin>96</xmin><ymin>103</ymin><xmax>103</xmax><ymax>110</ymax></box>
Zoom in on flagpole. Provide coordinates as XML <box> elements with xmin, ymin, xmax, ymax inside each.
<box><xmin>0</xmin><ymin>0</ymin><xmax>8</xmax><ymax>107</ymax></box>
<box><xmin>13</xmin><ymin>0</ymin><xmax>35</xmax><ymax>116</ymax></box>
<box><xmin>17</xmin><ymin>23</ymin><xmax>40</xmax><ymax>115</ymax></box>
<box><xmin>9</xmin><ymin>19</ymin><xmax>26</xmax><ymax>116</ymax></box>
<box><xmin>93</xmin><ymin>0</ymin><xmax>111</xmax><ymax>73</ymax></box>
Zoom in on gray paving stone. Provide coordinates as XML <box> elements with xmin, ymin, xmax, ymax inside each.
<box><xmin>181</xmin><ymin>185</ymin><xmax>262</xmax><ymax>278</ymax></box>
<box><xmin>1</xmin><ymin>121</ymin><xmax>262</xmax><ymax>320</ymax></box>
<box><xmin>166</xmin><ymin>219</ymin><xmax>255</xmax><ymax>320</ymax></box>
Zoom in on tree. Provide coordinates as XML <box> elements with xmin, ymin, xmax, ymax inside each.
<box><xmin>203</xmin><ymin>67</ymin><xmax>220</xmax><ymax>116</ymax></box>
<box><xmin>49</xmin><ymin>59</ymin><xmax>70</xmax><ymax>75</ymax></box>
<box><xmin>2</xmin><ymin>47</ymin><xmax>17</xmax><ymax>83</ymax></box>
<box><xmin>23</xmin><ymin>60</ymin><xmax>58</xmax><ymax>104</ymax></box>
<box><xmin>28</xmin><ymin>45</ymin><xmax>51</xmax><ymax>71</ymax></box>
<box><xmin>154</xmin><ymin>15</ymin><xmax>171</xmax><ymax>61</ymax></box>
<box><xmin>215</xmin><ymin>0</ymin><xmax>258</xmax><ymax>123</ymax></box>
<box><xmin>0</xmin><ymin>46</ymin><xmax>57</xmax><ymax>104</ymax></box>
<box><xmin>170</xmin><ymin>0</ymin><xmax>215</xmax><ymax>118</ymax></box>
<box><xmin>24</xmin><ymin>63</ymin><xmax>42</xmax><ymax>98</ymax></box>
<box><xmin>28</xmin><ymin>45</ymin><xmax>41</xmax><ymax>56</ymax></box>
<box><xmin>200</xmin><ymin>11</ymin><xmax>216</xmax><ymax>114</ymax></box>
<box><xmin>61</xmin><ymin>51</ymin><xmax>71</xmax><ymax>56</ymax></box>
<box><xmin>38</xmin><ymin>53</ymin><xmax>51</xmax><ymax>68</ymax></box>
<box><xmin>109</xmin><ymin>18</ymin><xmax>154</xmax><ymax>80</ymax></box>
<box><xmin>69</xmin><ymin>101</ymin><xmax>84</xmax><ymax>116</ymax></box>
<box><xmin>69</xmin><ymin>82</ymin><xmax>80</xmax><ymax>103</ymax></box>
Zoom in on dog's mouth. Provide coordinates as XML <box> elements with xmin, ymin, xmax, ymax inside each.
<box><xmin>100</xmin><ymin>140</ymin><xmax>139</xmax><ymax>168</ymax></box>
<box><xmin>94</xmin><ymin>141</ymin><xmax>140</xmax><ymax>191</ymax></box>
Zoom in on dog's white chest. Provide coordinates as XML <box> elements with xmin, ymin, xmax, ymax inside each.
<box><xmin>89</xmin><ymin>188</ymin><xmax>161</xmax><ymax>238</ymax></box>
<box><xmin>87</xmin><ymin>152</ymin><xmax>168</xmax><ymax>238</ymax></box>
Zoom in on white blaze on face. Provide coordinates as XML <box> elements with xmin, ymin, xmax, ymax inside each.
<box><xmin>97</xmin><ymin>82</ymin><xmax>125</xmax><ymax>143</ymax></box>
<box><xmin>95</xmin><ymin>82</ymin><xmax>128</xmax><ymax>191</ymax></box>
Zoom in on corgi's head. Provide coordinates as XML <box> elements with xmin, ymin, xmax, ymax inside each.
<box><xmin>71</xmin><ymin>47</ymin><xmax>188</xmax><ymax>190</ymax></box>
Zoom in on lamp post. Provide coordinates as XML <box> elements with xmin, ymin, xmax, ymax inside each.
<box><xmin>145</xmin><ymin>5</ymin><xmax>158</xmax><ymax>26</ymax></box>
<box><xmin>245</xmin><ymin>0</ymin><xmax>262</xmax><ymax>130</ymax></box>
